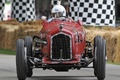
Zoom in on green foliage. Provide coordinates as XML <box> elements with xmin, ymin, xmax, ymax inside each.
<box><xmin>107</xmin><ymin>61</ymin><xmax>120</xmax><ymax>65</ymax></box>
<box><xmin>0</xmin><ymin>49</ymin><xmax>15</xmax><ymax>55</ymax></box>
<box><xmin>6</xmin><ymin>2</ymin><xmax>11</xmax><ymax>4</ymax></box>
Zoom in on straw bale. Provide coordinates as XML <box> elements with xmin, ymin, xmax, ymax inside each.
<box><xmin>86</xmin><ymin>27</ymin><xmax>120</xmax><ymax>63</ymax></box>
<box><xmin>0</xmin><ymin>27</ymin><xmax>6</xmax><ymax>49</ymax></box>
<box><xmin>103</xmin><ymin>32</ymin><xmax>117</xmax><ymax>62</ymax></box>
<box><xmin>114</xmin><ymin>33</ymin><xmax>120</xmax><ymax>63</ymax></box>
<box><xmin>0</xmin><ymin>21</ymin><xmax>120</xmax><ymax>63</ymax></box>
<box><xmin>0</xmin><ymin>19</ymin><xmax>19</xmax><ymax>25</ymax></box>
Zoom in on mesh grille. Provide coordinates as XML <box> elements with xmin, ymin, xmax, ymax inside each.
<box><xmin>51</xmin><ymin>34</ymin><xmax>71</xmax><ymax>60</ymax></box>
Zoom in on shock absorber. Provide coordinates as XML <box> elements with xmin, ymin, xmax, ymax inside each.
<box><xmin>88</xmin><ymin>42</ymin><xmax>93</xmax><ymax>58</ymax></box>
<box><xmin>34</xmin><ymin>43</ymin><xmax>43</xmax><ymax>59</ymax></box>
<box><xmin>87</xmin><ymin>41</ymin><xmax>92</xmax><ymax>58</ymax></box>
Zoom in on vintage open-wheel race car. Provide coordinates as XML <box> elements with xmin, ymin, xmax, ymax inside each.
<box><xmin>16</xmin><ymin>17</ymin><xmax>106</xmax><ymax>80</ymax></box>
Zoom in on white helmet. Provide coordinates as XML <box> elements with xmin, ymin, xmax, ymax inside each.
<box><xmin>51</xmin><ymin>5</ymin><xmax>66</xmax><ymax>17</ymax></box>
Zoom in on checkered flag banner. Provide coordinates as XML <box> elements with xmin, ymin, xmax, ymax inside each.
<box><xmin>51</xmin><ymin>0</ymin><xmax>61</xmax><ymax>7</ymax></box>
<box><xmin>0</xmin><ymin>0</ymin><xmax>5</xmax><ymax>21</ymax></box>
<box><xmin>69</xmin><ymin>0</ymin><xmax>115</xmax><ymax>26</ymax></box>
<box><xmin>12</xmin><ymin>0</ymin><xmax>36</xmax><ymax>22</ymax></box>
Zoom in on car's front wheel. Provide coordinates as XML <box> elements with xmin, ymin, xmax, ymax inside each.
<box><xmin>93</xmin><ymin>36</ymin><xmax>106</xmax><ymax>80</ymax></box>
<box><xmin>16</xmin><ymin>39</ymin><xmax>27</xmax><ymax>80</ymax></box>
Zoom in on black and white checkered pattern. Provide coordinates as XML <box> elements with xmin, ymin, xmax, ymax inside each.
<box><xmin>26</xmin><ymin>0</ymin><xmax>36</xmax><ymax>21</ymax></box>
<box><xmin>51</xmin><ymin>0</ymin><xmax>59</xmax><ymax>6</ymax></box>
<box><xmin>12</xmin><ymin>0</ymin><xmax>36</xmax><ymax>22</ymax></box>
<box><xmin>69</xmin><ymin>0</ymin><xmax>80</xmax><ymax>21</ymax></box>
<box><xmin>0</xmin><ymin>0</ymin><xmax>5</xmax><ymax>21</ymax></box>
<box><xmin>51</xmin><ymin>0</ymin><xmax>62</xmax><ymax>7</ymax></box>
<box><xmin>69</xmin><ymin>0</ymin><xmax>115</xmax><ymax>26</ymax></box>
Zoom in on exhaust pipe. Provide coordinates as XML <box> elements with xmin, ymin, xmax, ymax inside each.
<box><xmin>34</xmin><ymin>39</ymin><xmax>47</xmax><ymax>44</ymax></box>
<box><xmin>33</xmin><ymin>36</ymin><xmax>47</xmax><ymax>44</ymax></box>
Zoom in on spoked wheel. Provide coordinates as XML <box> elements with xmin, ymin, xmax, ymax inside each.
<box><xmin>25</xmin><ymin>36</ymin><xmax>33</xmax><ymax>77</ymax></box>
<box><xmin>16</xmin><ymin>39</ymin><xmax>27</xmax><ymax>80</ymax></box>
<box><xmin>93</xmin><ymin>36</ymin><xmax>106</xmax><ymax>80</ymax></box>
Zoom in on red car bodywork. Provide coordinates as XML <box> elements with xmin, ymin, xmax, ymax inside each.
<box><xmin>39</xmin><ymin>18</ymin><xmax>86</xmax><ymax>64</ymax></box>
<box><xmin>16</xmin><ymin>17</ymin><xmax>106</xmax><ymax>80</ymax></box>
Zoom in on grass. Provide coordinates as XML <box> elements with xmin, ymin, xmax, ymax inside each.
<box><xmin>0</xmin><ymin>49</ymin><xmax>15</xmax><ymax>55</ymax></box>
<box><xmin>107</xmin><ymin>61</ymin><xmax>120</xmax><ymax>65</ymax></box>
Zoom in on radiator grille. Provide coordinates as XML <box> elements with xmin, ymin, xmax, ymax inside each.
<box><xmin>51</xmin><ymin>33</ymin><xmax>72</xmax><ymax>60</ymax></box>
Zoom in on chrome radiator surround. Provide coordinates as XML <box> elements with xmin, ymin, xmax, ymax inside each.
<box><xmin>50</xmin><ymin>32</ymin><xmax>72</xmax><ymax>61</ymax></box>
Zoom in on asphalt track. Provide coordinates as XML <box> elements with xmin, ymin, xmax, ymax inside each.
<box><xmin>0</xmin><ymin>54</ymin><xmax>120</xmax><ymax>80</ymax></box>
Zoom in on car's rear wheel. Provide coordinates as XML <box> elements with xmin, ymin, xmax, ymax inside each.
<box><xmin>25</xmin><ymin>36</ymin><xmax>33</xmax><ymax>77</ymax></box>
<box><xmin>93</xmin><ymin>36</ymin><xmax>106</xmax><ymax>80</ymax></box>
<box><xmin>93</xmin><ymin>36</ymin><xmax>99</xmax><ymax>76</ymax></box>
<box><xmin>16</xmin><ymin>39</ymin><xmax>27</xmax><ymax>80</ymax></box>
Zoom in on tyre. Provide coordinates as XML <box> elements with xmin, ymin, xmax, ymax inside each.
<box><xmin>93</xmin><ymin>36</ymin><xmax>99</xmax><ymax>76</ymax></box>
<box><xmin>16</xmin><ymin>39</ymin><xmax>27</xmax><ymax>80</ymax></box>
<box><xmin>93</xmin><ymin>36</ymin><xmax>106</xmax><ymax>80</ymax></box>
<box><xmin>25</xmin><ymin>36</ymin><xmax>33</xmax><ymax>77</ymax></box>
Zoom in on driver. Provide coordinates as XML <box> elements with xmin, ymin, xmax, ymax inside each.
<box><xmin>47</xmin><ymin>1</ymin><xmax>66</xmax><ymax>22</ymax></box>
<box><xmin>51</xmin><ymin>4</ymin><xmax>66</xmax><ymax>18</ymax></box>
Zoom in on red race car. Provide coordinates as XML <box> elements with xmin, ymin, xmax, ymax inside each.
<box><xmin>16</xmin><ymin>17</ymin><xmax>106</xmax><ymax>80</ymax></box>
